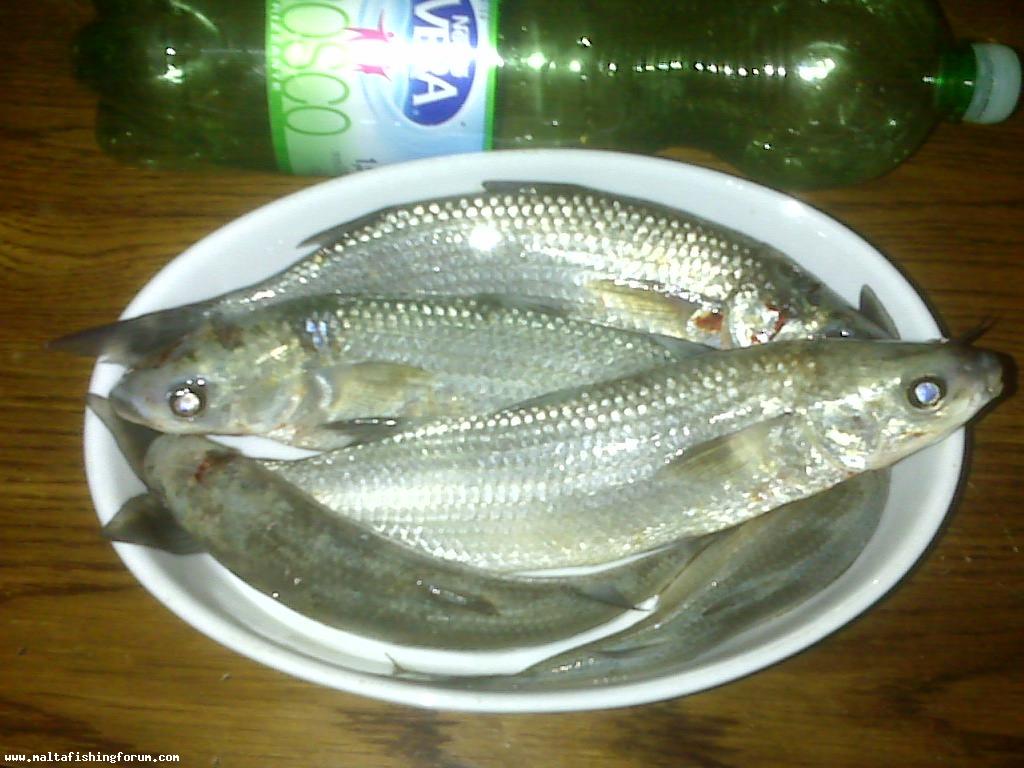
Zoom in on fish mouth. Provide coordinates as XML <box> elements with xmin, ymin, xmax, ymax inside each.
<box><xmin>981</xmin><ymin>350</ymin><xmax>1014</xmax><ymax>401</ymax></box>
<box><xmin>957</xmin><ymin>347</ymin><xmax>1011</xmax><ymax>417</ymax></box>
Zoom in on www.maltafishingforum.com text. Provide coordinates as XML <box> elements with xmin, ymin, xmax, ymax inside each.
<box><xmin>4</xmin><ymin>753</ymin><xmax>180</xmax><ymax>764</ymax></box>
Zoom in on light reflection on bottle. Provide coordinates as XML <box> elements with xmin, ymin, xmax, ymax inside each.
<box><xmin>798</xmin><ymin>57</ymin><xmax>836</xmax><ymax>82</ymax></box>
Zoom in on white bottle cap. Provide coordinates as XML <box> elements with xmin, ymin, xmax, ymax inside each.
<box><xmin>963</xmin><ymin>43</ymin><xmax>1021</xmax><ymax>124</ymax></box>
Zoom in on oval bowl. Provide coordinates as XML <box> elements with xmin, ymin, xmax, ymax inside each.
<box><xmin>84</xmin><ymin>149</ymin><xmax>958</xmax><ymax>712</ymax></box>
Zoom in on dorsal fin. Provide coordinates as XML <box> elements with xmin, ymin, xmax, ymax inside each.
<box><xmin>858</xmin><ymin>285</ymin><xmax>900</xmax><ymax>340</ymax></box>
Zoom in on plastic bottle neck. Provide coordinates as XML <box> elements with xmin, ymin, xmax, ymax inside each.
<box><xmin>935</xmin><ymin>43</ymin><xmax>978</xmax><ymax>122</ymax></box>
<box><xmin>937</xmin><ymin>42</ymin><xmax>1022</xmax><ymax>123</ymax></box>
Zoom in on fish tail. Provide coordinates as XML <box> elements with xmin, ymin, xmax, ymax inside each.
<box><xmin>48</xmin><ymin>299</ymin><xmax>215</xmax><ymax>363</ymax></box>
<box><xmin>86</xmin><ymin>393</ymin><xmax>162</xmax><ymax>481</ymax></box>
<box><xmin>102</xmin><ymin>493</ymin><xmax>204</xmax><ymax>555</ymax></box>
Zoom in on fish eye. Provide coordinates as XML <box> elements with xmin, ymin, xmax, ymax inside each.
<box><xmin>907</xmin><ymin>376</ymin><xmax>946</xmax><ymax>409</ymax></box>
<box><xmin>169</xmin><ymin>379</ymin><xmax>207</xmax><ymax>418</ymax></box>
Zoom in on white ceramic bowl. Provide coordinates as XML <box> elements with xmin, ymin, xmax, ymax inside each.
<box><xmin>84</xmin><ymin>150</ymin><xmax>958</xmax><ymax>712</ymax></box>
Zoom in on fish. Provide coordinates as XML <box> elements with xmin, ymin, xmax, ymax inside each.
<box><xmin>88</xmin><ymin>395</ymin><xmax>716</xmax><ymax>651</ymax></box>
<box><xmin>108</xmin><ymin>295</ymin><xmax>706</xmax><ymax>449</ymax></box>
<box><xmin>51</xmin><ymin>182</ymin><xmax>886</xmax><ymax>363</ymax></box>
<box><xmin>262</xmin><ymin>339</ymin><xmax>1003</xmax><ymax>572</ymax></box>
<box><xmin>498</xmin><ymin>471</ymin><xmax>889</xmax><ymax>689</ymax></box>
<box><xmin>464</xmin><ymin>287</ymin><xmax>903</xmax><ymax>684</ymax></box>
<box><xmin>475</xmin><ymin>290</ymin><xmax>901</xmax><ymax>685</ymax></box>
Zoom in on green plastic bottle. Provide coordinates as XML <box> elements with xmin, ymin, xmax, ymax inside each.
<box><xmin>75</xmin><ymin>0</ymin><xmax>1021</xmax><ymax>188</ymax></box>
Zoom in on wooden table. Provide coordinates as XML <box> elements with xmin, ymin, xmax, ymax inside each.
<box><xmin>2</xmin><ymin>1</ymin><xmax>1021</xmax><ymax>765</ymax></box>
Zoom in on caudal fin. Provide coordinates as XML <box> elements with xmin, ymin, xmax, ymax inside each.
<box><xmin>102</xmin><ymin>493</ymin><xmax>204</xmax><ymax>555</ymax></box>
<box><xmin>86</xmin><ymin>393</ymin><xmax>162</xmax><ymax>481</ymax></box>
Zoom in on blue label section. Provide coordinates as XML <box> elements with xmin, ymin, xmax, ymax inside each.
<box><xmin>267</xmin><ymin>0</ymin><xmax>495</xmax><ymax>176</ymax></box>
<box><xmin>404</xmin><ymin>0</ymin><xmax>479</xmax><ymax>125</ymax></box>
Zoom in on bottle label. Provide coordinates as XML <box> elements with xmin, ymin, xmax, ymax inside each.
<box><xmin>267</xmin><ymin>0</ymin><xmax>499</xmax><ymax>174</ymax></box>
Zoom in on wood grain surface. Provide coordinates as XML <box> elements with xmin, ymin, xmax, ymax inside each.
<box><xmin>2</xmin><ymin>2</ymin><xmax>1022</xmax><ymax>766</ymax></box>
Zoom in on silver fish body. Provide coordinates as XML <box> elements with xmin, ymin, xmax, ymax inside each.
<box><xmin>53</xmin><ymin>184</ymin><xmax>885</xmax><ymax>362</ymax></box>
<box><xmin>109</xmin><ymin>296</ymin><xmax>696</xmax><ymax>449</ymax></box>
<box><xmin>264</xmin><ymin>340</ymin><xmax>1002</xmax><ymax>572</ymax></box>
<box><xmin>139</xmin><ymin>434</ymin><xmax>714</xmax><ymax>650</ymax></box>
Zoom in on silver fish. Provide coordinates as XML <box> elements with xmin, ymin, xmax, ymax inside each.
<box><xmin>264</xmin><ymin>340</ymin><xmax>1003</xmax><ymax>572</ymax></box>
<box><xmin>470</xmin><ymin>287</ymin><xmax>902</xmax><ymax>686</ymax></box>
<box><xmin>88</xmin><ymin>396</ymin><xmax>714</xmax><ymax>651</ymax></box>
<box><xmin>108</xmin><ymin>296</ymin><xmax>702</xmax><ymax>449</ymax></box>
<box><xmin>52</xmin><ymin>183</ymin><xmax>885</xmax><ymax>362</ymax></box>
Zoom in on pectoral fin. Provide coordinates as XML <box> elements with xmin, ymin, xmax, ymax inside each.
<box><xmin>658</xmin><ymin>415</ymin><xmax>793</xmax><ymax>487</ymax></box>
<box><xmin>320</xmin><ymin>416</ymin><xmax>410</xmax><ymax>446</ymax></box>
<box><xmin>322</xmin><ymin>361</ymin><xmax>437</xmax><ymax>418</ymax></box>
<box><xmin>102</xmin><ymin>493</ymin><xmax>204</xmax><ymax>554</ymax></box>
<box><xmin>586</xmin><ymin>279</ymin><xmax>702</xmax><ymax>337</ymax></box>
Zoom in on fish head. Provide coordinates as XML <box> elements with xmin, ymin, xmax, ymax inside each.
<box><xmin>723</xmin><ymin>260</ymin><xmax>888</xmax><ymax>347</ymax></box>
<box><xmin>141</xmin><ymin>434</ymin><xmax>250</xmax><ymax>530</ymax></box>
<box><xmin>803</xmin><ymin>341</ymin><xmax>1005</xmax><ymax>471</ymax></box>
<box><xmin>109</xmin><ymin>322</ymin><xmax>311</xmax><ymax>437</ymax></box>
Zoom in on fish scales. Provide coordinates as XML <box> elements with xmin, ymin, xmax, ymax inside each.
<box><xmin>53</xmin><ymin>184</ymin><xmax>885</xmax><ymax>362</ymax></box>
<box><xmin>246</xmin><ymin>189</ymin><xmax>789</xmax><ymax>333</ymax></box>
<box><xmin>110</xmin><ymin>296</ymin><xmax>691</xmax><ymax>449</ymax></box>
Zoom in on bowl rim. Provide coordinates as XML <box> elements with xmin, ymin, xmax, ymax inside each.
<box><xmin>84</xmin><ymin>149</ymin><xmax>960</xmax><ymax>713</ymax></box>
